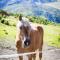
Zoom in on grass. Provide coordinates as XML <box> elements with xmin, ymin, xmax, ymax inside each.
<box><xmin>43</xmin><ymin>25</ymin><xmax>60</xmax><ymax>48</ymax></box>
<box><xmin>0</xmin><ymin>23</ymin><xmax>16</xmax><ymax>41</ymax></box>
<box><xmin>0</xmin><ymin>16</ymin><xmax>60</xmax><ymax>48</ymax></box>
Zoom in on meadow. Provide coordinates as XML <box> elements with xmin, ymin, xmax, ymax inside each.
<box><xmin>0</xmin><ymin>14</ymin><xmax>60</xmax><ymax>48</ymax></box>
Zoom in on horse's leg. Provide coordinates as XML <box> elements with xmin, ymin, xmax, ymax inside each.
<box><xmin>28</xmin><ymin>55</ymin><xmax>32</xmax><ymax>60</ymax></box>
<box><xmin>32</xmin><ymin>54</ymin><xmax>36</xmax><ymax>60</ymax></box>
<box><xmin>39</xmin><ymin>49</ymin><xmax>42</xmax><ymax>60</ymax></box>
<box><xmin>16</xmin><ymin>49</ymin><xmax>23</xmax><ymax>60</ymax></box>
<box><xmin>39</xmin><ymin>43</ymin><xmax>43</xmax><ymax>60</ymax></box>
<box><xmin>18</xmin><ymin>56</ymin><xmax>23</xmax><ymax>60</ymax></box>
<box><xmin>39</xmin><ymin>52</ymin><xmax>42</xmax><ymax>60</ymax></box>
<box><xmin>28</xmin><ymin>54</ymin><xmax>35</xmax><ymax>60</ymax></box>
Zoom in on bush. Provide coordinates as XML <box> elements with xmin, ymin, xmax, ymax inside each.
<box><xmin>0</xmin><ymin>16</ymin><xmax>2</xmax><ymax>20</ymax></box>
<box><xmin>5</xmin><ymin>32</ymin><xmax>8</xmax><ymax>35</ymax></box>
<box><xmin>12</xmin><ymin>23</ymin><xmax>16</xmax><ymax>27</ymax></box>
<box><xmin>58</xmin><ymin>34</ymin><xmax>60</xmax><ymax>42</ymax></box>
<box><xmin>1</xmin><ymin>19</ymin><xmax>5</xmax><ymax>23</ymax></box>
<box><xmin>1</xmin><ymin>19</ymin><xmax>10</xmax><ymax>25</ymax></box>
<box><xmin>4</xmin><ymin>21</ymin><xmax>10</xmax><ymax>25</ymax></box>
<box><xmin>28</xmin><ymin>16</ymin><xmax>53</xmax><ymax>25</ymax></box>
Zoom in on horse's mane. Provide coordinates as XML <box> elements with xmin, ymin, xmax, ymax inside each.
<box><xmin>16</xmin><ymin>17</ymin><xmax>31</xmax><ymax>29</ymax></box>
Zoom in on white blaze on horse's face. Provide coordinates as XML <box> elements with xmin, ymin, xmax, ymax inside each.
<box><xmin>22</xmin><ymin>36</ymin><xmax>26</xmax><ymax>48</ymax></box>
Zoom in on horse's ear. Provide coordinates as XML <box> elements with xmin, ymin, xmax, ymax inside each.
<box><xmin>19</xmin><ymin>14</ymin><xmax>22</xmax><ymax>21</ymax></box>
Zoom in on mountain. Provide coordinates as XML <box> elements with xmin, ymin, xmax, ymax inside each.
<box><xmin>0</xmin><ymin>0</ymin><xmax>60</xmax><ymax>23</ymax></box>
<box><xmin>0</xmin><ymin>0</ymin><xmax>57</xmax><ymax>9</ymax></box>
<box><xmin>0</xmin><ymin>0</ymin><xmax>22</xmax><ymax>9</ymax></box>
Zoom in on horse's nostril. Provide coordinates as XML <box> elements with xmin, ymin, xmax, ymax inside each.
<box><xmin>24</xmin><ymin>39</ymin><xmax>31</xmax><ymax>46</ymax></box>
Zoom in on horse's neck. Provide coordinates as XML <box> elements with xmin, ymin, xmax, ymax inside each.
<box><xmin>30</xmin><ymin>23</ymin><xmax>37</xmax><ymax>31</ymax></box>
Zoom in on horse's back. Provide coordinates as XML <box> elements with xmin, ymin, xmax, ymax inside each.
<box><xmin>30</xmin><ymin>26</ymin><xmax>43</xmax><ymax>51</ymax></box>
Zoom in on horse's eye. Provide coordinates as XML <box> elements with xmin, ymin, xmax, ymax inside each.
<box><xmin>20</xmin><ymin>26</ymin><xmax>23</xmax><ymax>29</ymax></box>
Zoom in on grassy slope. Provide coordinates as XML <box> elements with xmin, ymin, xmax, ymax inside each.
<box><xmin>44</xmin><ymin>25</ymin><xmax>60</xmax><ymax>48</ymax></box>
<box><xmin>0</xmin><ymin>23</ymin><xmax>16</xmax><ymax>38</ymax></box>
<box><xmin>0</xmin><ymin>17</ymin><xmax>60</xmax><ymax>48</ymax></box>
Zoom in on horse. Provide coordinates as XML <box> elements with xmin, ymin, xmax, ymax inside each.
<box><xmin>16</xmin><ymin>17</ymin><xmax>43</xmax><ymax>60</ymax></box>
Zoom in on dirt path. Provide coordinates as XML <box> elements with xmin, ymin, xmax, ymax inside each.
<box><xmin>0</xmin><ymin>45</ymin><xmax>60</xmax><ymax>60</ymax></box>
<box><xmin>42</xmin><ymin>44</ymin><xmax>60</xmax><ymax>60</ymax></box>
<box><xmin>0</xmin><ymin>41</ymin><xmax>60</xmax><ymax>60</ymax></box>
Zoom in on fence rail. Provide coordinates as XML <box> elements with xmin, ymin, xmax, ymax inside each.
<box><xmin>0</xmin><ymin>49</ymin><xmax>60</xmax><ymax>58</ymax></box>
<box><xmin>0</xmin><ymin>51</ymin><xmax>40</xmax><ymax>58</ymax></box>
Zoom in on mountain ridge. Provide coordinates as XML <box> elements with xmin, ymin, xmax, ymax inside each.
<box><xmin>0</xmin><ymin>0</ymin><xmax>60</xmax><ymax>23</ymax></box>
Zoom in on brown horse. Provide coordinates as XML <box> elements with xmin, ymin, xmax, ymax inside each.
<box><xmin>16</xmin><ymin>17</ymin><xmax>43</xmax><ymax>60</ymax></box>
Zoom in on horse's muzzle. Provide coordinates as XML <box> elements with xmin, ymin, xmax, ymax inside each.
<box><xmin>24</xmin><ymin>38</ymin><xmax>31</xmax><ymax>47</ymax></box>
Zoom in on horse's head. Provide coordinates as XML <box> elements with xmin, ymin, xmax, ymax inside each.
<box><xmin>19</xmin><ymin>17</ymin><xmax>31</xmax><ymax>47</ymax></box>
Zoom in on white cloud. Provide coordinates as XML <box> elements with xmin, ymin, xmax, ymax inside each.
<box><xmin>35</xmin><ymin>2</ymin><xmax>42</xmax><ymax>5</ymax></box>
<box><xmin>57</xmin><ymin>0</ymin><xmax>60</xmax><ymax>2</ymax></box>
<box><xmin>44</xmin><ymin>2</ymin><xmax>60</xmax><ymax>10</ymax></box>
<box><xmin>7</xmin><ymin>0</ymin><xmax>16</xmax><ymax>5</ymax></box>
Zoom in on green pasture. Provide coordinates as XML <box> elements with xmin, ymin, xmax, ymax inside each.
<box><xmin>44</xmin><ymin>25</ymin><xmax>60</xmax><ymax>48</ymax></box>
<box><xmin>0</xmin><ymin>16</ymin><xmax>60</xmax><ymax>48</ymax></box>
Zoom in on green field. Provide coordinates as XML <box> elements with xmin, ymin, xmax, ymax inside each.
<box><xmin>0</xmin><ymin>16</ymin><xmax>60</xmax><ymax>48</ymax></box>
<box><xmin>43</xmin><ymin>25</ymin><xmax>60</xmax><ymax>48</ymax></box>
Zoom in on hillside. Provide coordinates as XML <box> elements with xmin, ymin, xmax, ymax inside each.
<box><xmin>0</xmin><ymin>0</ymin><xmax>60</xmax><ymax>23</ymax></box>
<box><xmin>0</xmin><ymin>16</ymin><xmax>60</xmax><ymax>48</ymax></box>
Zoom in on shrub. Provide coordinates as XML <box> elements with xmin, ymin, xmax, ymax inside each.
<box><xmin>58</xmin><ymin>34</ymin><xmax>60</xmax><ymax>42</ymax></box>
<box><xmin>0</xmin><ymin>16</ymin><xmax>2</xmax><ymax>20</ymax></box>
<box><xmin>1</xmin><ymin>19</ymin><xmax>5</xmax><ymax>23</ymax></box>
<box><xmin>12</xmin><ymin>23</ymin><xmax>16</xmax><ymax>27</ymax></box>
<box><xmin>28</xmin><ymin>16</ymin><xmax>53</xmax><ymax>25</ymax></box>
<box><xmin>5</xmin><ymin>32</ymin><xmax>8</xmax><ymax>35</ymax></box>
<box><xmin>1</xmin><ymin>19</ymin><xmax>10</xmax><ymax>25</ymax></box>
<box><xmin>4</xmin><ymin>21</ymin><xmax>10</xmax><ymax>25</ymax></box>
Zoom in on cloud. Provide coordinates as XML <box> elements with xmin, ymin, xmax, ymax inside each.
<box><xmin>44</xmin><ymin>2</ymin><xmax>60</xmax><ymax>10</ymax></box>
<box><xmin>7</xmin><ymin>0</ymin><xmax>16</xmax><ymax>5</ymax></box>
<box><xmin>34</xmin><ymin>2</ymin><xmax>42</xmax><ymax>5</ymax></box>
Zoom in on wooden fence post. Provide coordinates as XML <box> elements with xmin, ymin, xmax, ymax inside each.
<box><xmin>35</xmin><ymin>49</ymin><xmax>40</xmax><ymax>60</ymax></box>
